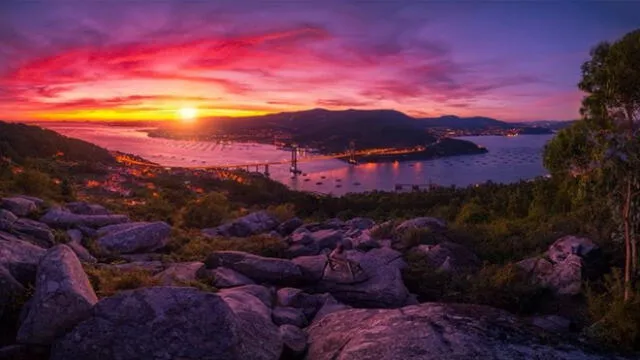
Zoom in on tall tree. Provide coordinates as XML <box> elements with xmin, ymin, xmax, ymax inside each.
<box><xmin>545</xmin><ymin>29</ymin><xmax>640</xmax><ymax>301</ymax></box>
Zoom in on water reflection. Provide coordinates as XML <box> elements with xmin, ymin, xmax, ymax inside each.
<box><xmin>41</xmin><ymin>123</ymin><xmax>553</xmax><ymax>195</ymax></box>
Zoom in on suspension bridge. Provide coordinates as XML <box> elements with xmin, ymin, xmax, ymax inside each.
<box><xmin>116</xmin><ymin>142</ymin><xmax>427</xmax><ymax>177</ymax></box>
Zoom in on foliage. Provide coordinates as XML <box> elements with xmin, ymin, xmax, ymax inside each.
<box><xmin>180</xmin><ymin>192</ymin><xmax>231</xmax><ymax>229</ymax></box>
<box><xmin>165</xmin><ymin>230</ymin><xmax>287</xmax><ymax>262</ymax></box>
<box><xmin>266</xmin><ymin>203</ymin><xmax>296</xmax><ymax>222</ymax></box>
<box><xmin>585</xmin><ymin>269</ymin><xmax>640</xmax><ymax>352</ymax></box>
<box><xmin>12</xmin><ymin>169</ymin><xmax>54</xmax><ymax>198</ymax></box>
<box><xmin>84</xmin><ymin>266</ymin><xmax>161</xmax><ymax>298</ymax></box>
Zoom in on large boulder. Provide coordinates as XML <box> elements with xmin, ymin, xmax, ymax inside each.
<box><xmin>306</xmin><ymin>303</ymin><xmax>612</xmax><ymax>360</ymax></box>
<box><xmin>204</xmin><ymin>251</ymin><xmax>303</xmax><ymax>285</ymax></box>
<box><xmin>309</xmin><ymin>229</ymin><xmax>343</xmax><ymax>250</ymax></box>
<box><xmin>0</xmin><ymin>209</ymin><xmax>18</xmax><ymax>229</ymax></box>
<box><xmin>277</xmin><ymin>217</ymin><xmax>304</xmax><ymax>236</ymax></box>
<box><xmin>40</xmin><ymin>207</ymin><xmax>129</xmax><ymax>229</ymax></box>
<box><xmin>65</xmin><ymin>202</ymin><xmax>110</xmax><ymax>215</ymax></box>
<box><xmin>10</xmin><ymin>218</ymin><xmax>55</xmax><ymax>248</ymax></box>
<box><xmin>280</xmin><ymin>324</ymin><xmax>307</xmax><ymax>356</ymax></box>
<box><xmin>272</xmin><ymin>306</ymin><xmax>307</xmax><ymax>327</ymax></box>
<box><xmin>0</xmin><ymin>197</ymin><xmax>38</xmax><ymax>217</ymax></box>
<box><xmin>17</xmin><ymin>245</ymin><xmax>98</xmax><ymax>345</ymax></box>
<box><xmin>311</xmin><ymin>247</ymin><xmax>409</xmax><ymax>308</ymax></box>
<box><xmin>220</xmin><ymin>284</ymin><xmax>274</xmax><ymax>309</ymax></box>
<box><xmin>395</xmin><ymin>217</ymin><xmax>447</xmax><ymax>234</ymax></box>
<box><xmin>96</xmin><ymin>221</ymin><xmax>171</xmax><ymax>254</ymax></box>
<box><xmin>413</xmin><ymin>242</ymin><xmax>480</xmax><ymax>272</ymax></box>
<box><xmin>292</xmin><ymin>255</ymin><xmax>327</xmax><ymax>282</ymax></box>
<box><xmin>65</xmin><ymin>229</ymin><xmax>97</xmax><ymax>264</ymax></box>
<box><xmin>153</xmin><ymin>262</ymin><xmax>203</xmax><ymax>286</ymax></box>
<box><xmin>0</xmin><ymin>231</ymin><xmax>46</xmax><ymax>284</ymax></box>
<box><xmin>517</xmin><ymin>235</ymin><xmax>602</xmax><ymax>296</ymax></box>
<box><xmin>206</xmin><ymin>267</ymin><xmax>255</xmax><ymax>288</ymax></box>
<box><xmin>51</xmin><ymin>287</ymin><xmax>281</xmax><ymax>360</ymax></box>
<box><xmin>202</xmin><ymin>211</ymin><xmax>280</xmax><ymax>238</ymax></box>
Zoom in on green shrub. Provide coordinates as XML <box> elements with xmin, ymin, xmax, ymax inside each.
<box><xmin>584</xmin><ymin>269</ymin><xmax>640</xmax><ymax>352</ymax></box>
<box><xmin>13</xmin><ymin>169</ymin><xmax>53</xmax><ymax>198</ymax></box>
<box><xmin>266</xmin><ymin>203</ymin><xmax>296</xmax><ymax>222</ymax></box>
<box><xmin>84</xmin><ymin>266</ymin><xmax>160</xmax><ymax>298</ymax></box>
<box><xmin>167</xmin><ymin>230</ymin><xmax>287</xmax><ymax>262</ymax></box>
<box><xmin>369</xmin><ymin>220</ymin><xmax>397</xmax><ymax>239</ymax></box>
<box><xmin>181</xmin><ymin>192</ymin><xmax>230</xmax><ymax>228</ymax></box>
<box><xmin>455</xmin><ymin>201</ymin><xmax>490</xmax><ymax>225</ymax></box>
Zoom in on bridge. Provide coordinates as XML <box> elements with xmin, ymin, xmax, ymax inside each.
<box><xmin>115</xmin><ymin>143</ymin><xmax>428</xmax><ymax>177</ymax></box>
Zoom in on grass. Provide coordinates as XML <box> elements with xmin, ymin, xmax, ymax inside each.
<box><xmin>84</xmin><ymin>266</ymin><xmax>161</xmax><ymax>298</ymax></box>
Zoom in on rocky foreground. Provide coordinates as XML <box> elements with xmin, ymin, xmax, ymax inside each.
<box><xmin>0</xmin><ymin>195</ymin><xmax>621</xmax><ymax>359</ymax></box>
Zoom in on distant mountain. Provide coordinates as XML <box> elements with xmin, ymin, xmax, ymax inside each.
<box><xmin>0</xmin><ymin>121</ymin><xmax>114</xmax><ymax>164</ymax></box>
<box><xmin>514</xmin><ymin>120</ymin><xmax>576</xmax><ymax>130</ymax></box>
<box><xmin>418</xmin><ymin>115</ymin><xmax>511</xmax><ymax>130</ymax></box>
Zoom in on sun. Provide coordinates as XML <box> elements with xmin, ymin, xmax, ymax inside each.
<box><xmin>178</xmin><ymin>107</ymin><xmax>198</xmax><ymax>122</ymax></box>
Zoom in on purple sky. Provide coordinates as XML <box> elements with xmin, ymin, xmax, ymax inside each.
<box><xmin>1</xmin><ymin>0</ymin><xmax>638</xmax><ymax>121</ymax></box>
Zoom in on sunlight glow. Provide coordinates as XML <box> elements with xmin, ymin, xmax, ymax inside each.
<box><xmin>178</xmin><ymin>107</ymin><xmax>198</xmax><ymax>122</ymax></box>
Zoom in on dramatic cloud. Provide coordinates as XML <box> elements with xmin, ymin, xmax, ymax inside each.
<box><xmin>1</xmin><ymin>0</ymin><xmax>639</xmax><ymax>121</ymax></box>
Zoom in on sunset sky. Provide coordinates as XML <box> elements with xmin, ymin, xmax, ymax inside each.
<box><xmin>1</xmin><ymin>1</ymin><xmax>638</xmax><ymax>122</ymax></box>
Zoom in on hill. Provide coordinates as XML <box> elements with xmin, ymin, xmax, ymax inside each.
<box><xmin>0</xmin><ymin>121</ymin><xmax>114</xmax><ymax>164</ymax></box>
<box><xmin>418</xmin><ymin>115</ymin><xmax>554</xmax><ymax>134</ymax></box>
<box><xmin>149</xmin><ymin>109</ymin><xmax>487</xmax><ymax>158</ymax></box>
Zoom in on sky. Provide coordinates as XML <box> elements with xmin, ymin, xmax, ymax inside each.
<box><xmin>0</xmin><ymin>0</ymin><xmax>639</xmax><ymax>122</ymax></box>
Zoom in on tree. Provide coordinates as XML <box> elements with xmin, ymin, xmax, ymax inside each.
<box><xmin>546</xmin><ymin>29</ymin><xmax>640</xmax><ymax>301</ymax></box>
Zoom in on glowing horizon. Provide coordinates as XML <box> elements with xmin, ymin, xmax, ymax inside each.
<box><xmin>1</xmin><ymin>1</ymin><xmax>639</xmax><ymax>122</ymax></box>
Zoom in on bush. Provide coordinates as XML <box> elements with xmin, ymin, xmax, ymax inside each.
<box><xmin>13</xmin><ymin>169</ymin><xmax>53</xmax><ymax>198</ymax></box>
<box><xmin>584</xmin><ymin>269</ymin><xmax>640</xmax><ymax>352</ymax></box>
<box><xmin>166</xmin><ymin>230</ymin><xmax>287</xmax><ymax>262</ymax></box>
<box><xmin>181</xmin><ymin>192</ymin><xmax>230</xmax><ymax>229</ymax></box>
<box><xmin>266</xmin><ymin>203</ymin><xmax>296</xmax><ymax>222</ymax></box>
<box><xmin>84</xmin><ymin>266</ymin><xmax>160</xmax><ymax>298</ymax></box>
<box><xmin>369</xmin><ymin>221</ymin><xmax>397</xmax><ymax>239</ymax></box>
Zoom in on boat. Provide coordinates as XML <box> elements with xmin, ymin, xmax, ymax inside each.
<box><xmin>316</xmin><ymin>182</ymin><xmax>323</xmax><ymax>185</ymax></box>
<box><xmin>336</xmin><ymin>184</ymin><xmax>342</xmax><ymax>188</ymax></box>
<box><xmin>353</xmin><ymin>182</ymin><xmax>361</xmax><ymax>186</ymax></box>
<box><xmin>304</xmin><ymin>178</ymin><xmax>310</xmax><ymax>182</ymax></box>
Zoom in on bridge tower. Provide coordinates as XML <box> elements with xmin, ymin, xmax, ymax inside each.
<box><xmin>348</xmin><ymin>140</ymin><xmax>357</xmax><ymax>165</ymax></box>
<box><xmin>290</xmin><ymin>144</ymin><xmax>302</xmax><ymax>176</ymax></box>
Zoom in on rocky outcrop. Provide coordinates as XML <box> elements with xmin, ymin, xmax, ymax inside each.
<box><xmin>204</xmin><ymin>251</ymin><xmax>303</xmax><ymax>284</ymax></box>
<box><xmin>413</xmin><ymin>241</ymin><xmax>480</xmax><ymax>272</ymax></box>
<box><xmin>153</xmin><ymin>262</ymin><xmax>203</xmax><ymax>286</ymax></box>
<box><xmin>0</xmin><ymin>231</ymin><xmax>46</xmax><ymax>284</ymax></box>
<box><xmin>517</xmin><ymin>236</ymin><xmax>602</xmax><ymax>296</ymax></box>
<box><xmin>51</xmin><ymin>287</ymin><xmax>281</xmax><ymax>360</ymax></box>
<box><xmin>306</xmin><ymin>303</ymin><xmax>611</xmax><ymax>360</ymax></box>
<box><xmin>0</xmin><ymin>209</ymin><xmax>18</xmax><ymax>229</ymax></box>
<box><xmin>96</xmin><ymin>221</ymin><xmax>171</xmax><ymax>254</ymax></box>
<box><xmin>272</xmin><ymin>306</ymin><xmax>307</xmax><ymax>327</ymax></box>
<box><xmin>206</xmin><ymin>267</ymin><xmax>255</xmax><ymax>288</ymax></box>
<box><xmin>277</xmin><ymin>217</ymin><xmax>303</xmax><ymax>236</ymax></box>
<box><xmin>10</xmin><ymin>218</ymin><xmax>55</xmax><ymax>248</ymax></box>
<box><xmin>0</xmin><ymin>197</ymin><xmax>38</xmax><ymax>217</ymax></box>
<box><xmin>280</xmin><ymin>324</ymin><xmax>307</xmax><ymax>356</ymax></box>
<box><xmin>40</xmin><ymin>207</ymin><xmax>129</xmax><ymax>229</ymax></box>
<box><xmin>202</xmin><ymin>211</ymin><xmax>279</xmax><ymax>238</ymax></box>
<box><xmin>395</xmin><ymin>217</ymin><xmax>447</xmax><ymax>234</ymax></box>
<box><xmin>17</xmin><ymin>245</ymin><xmax>98</xmax><ymax>345</ymax></box>
<box><xmin>345</xmin><ymin>217</ymin><xmax>376</xmax><ymax>230</ymax></box>
<box><xmin>311</xmin><ymin>247</ymin><xmax>409</xmax><ymax>308</ymax></box>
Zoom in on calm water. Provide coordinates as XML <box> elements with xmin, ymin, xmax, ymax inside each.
<box><xmin>41</xmin><ymin>122</ymin><xmax>553</xmax><ymax>195</ymax></box>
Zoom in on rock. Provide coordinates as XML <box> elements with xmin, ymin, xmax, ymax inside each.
<box><xmin>17</xmin><ymin>245</ymin><xmax>97</xmax><ymax>345</ymax></box>
<box><xmin>0</xmin><ymin>264</ymin><xmax>25</xmax><ymax>318</ymax></box>
<box><xmin>0</xmin><ymin>344</ymin><xmax>49</xmax><ymax>359</ymax></box>
<box><xmin>66</xmin><ymin>229</ymin><xmax>97</xmax><ymax>264</ymax></box>
<box><xmin>154</xmin><ymin>262</ymin><xmax>203</xmax><ymax>285</ymax></box>
<box><xmin>10</xmin><ymin>218</ymin><xmax>55</xmax><ymax>248</ymax></box>
<box><xmin>272</xmin><ymin>306</ymin><xmax>307</xmax><ymax>327</ymax></box>
<box><xmin>65</xmin><ymin>202</ymin><xmax>110</xmax><ymax>215</ymax></box>
<box><xmin>277</xmin><ymin>287</ymin><xmax>303</xmax><ymax>307</ymax></box>
<box><xmin>208</xmin><ymin>267</ymin><xmax>255</xmax><ymax>288</ymax></box>
<box><xmin>288</xmin><ymin>292</ymin><xmax>341</xmax><ymax>321</ymax></box>
<box><xmin>0</xmin><ymin>209</ymin><xmax>18</xmax><ymax>228</ymax></box>
<box><xmin>96</xmin><ymin>221</ymin><xmax>171</xmax><ymax>254</ymax></box>
<box><xmin>286</xmin><ymin>243</ymin><xmax>320</xmax><ymax>257</ymax></box>
<box><xmin>530</xmin><ymin>315</ymin><xmax>572</xmax><ymax>333</ymax></box>
<box><xmin>118</xmin><ymin>253</ymin><xmax>163</xmax><ymax>262</ymax></box>
<box><xmin>14</xmin><ymin>195</ymin><xmax>44</xmax><ymax>207</ymax></box>
<box><xmin>311</xmin><ymin>294</ymin><xmax>350</xmax><ymax>323</ymax></box>
<box><xmin>0</xmin><ymin>197</ymin><xmax>37</xmax><ymax>217</ymax></box>
<box><xmin>545</xmin><ymin>254</ymin><xmax>583</xmax><ymax>296</ymax></box>
<box><xmin>350</xmin><ymin>232</ymin><xmax>380</xmax><ymax>251</ymax></box>
<box><xmin>96</xmin><ymin>222</ymin><xmax>143</xmax><ymax>237</ymax></box>
<box><xmin>204</xmin><ymin>251</ymin><xmax>303</xmax><ymax>284</ymax></box>
<box><xmin>279</xmin><ymin>324</ymin><xmax>307</xmax><ymax>355</ymax></box>
<box><xmin>324</xmin><ymin>218</ymin><xmax>345</xmax><ymax>229</ymax></box>
<box><xmin>288</xmin><ymin>231</ymin><xmax>315</xmax><ymax>246</ymax></box>
<box><xmin>309</xmin><ymin>229</ymin><xmax>343</xmax><ymax>250</ymax></box>
<box><xmin>395</xmin><ymin>217</ymin><xmax>447</xmax><ymax>234</ymax></box>
<box><xmin>40</xmin><ymin>207</ymin><xmax>129</xmax><ymax>229</ymax></box>
<box><xmin>0</xmin><ymin>231</ymin><xmax>46</xmax><ymax>284</ymax></box>
<box><xmin>292</xmin><ymin>255</ymin><xmax>327</xmax><ymax>283</ymax></box>
<box><xmin>306</xmin><ymin>303</ymin><xmax>612</xmax><ymax>360</ymax></box>
<box><xmin>51</xmin><ymin>287</ymin><xmax>282</xmax><ymax>360</ymax></box>
<box><xmin>413</xmin><ymin>241</ymin><xmax>480</xmax><ymax>272</ymax></box>
<box><xmin>202</xmin><ymin>211</ymin><xmax>279</xmax><ymax>238</ymax></box>
<box><xmin>277</xmin><ymin>217</ymin><xmax>304</xmax><ymax>236</ymax></box>
<box><xmin>221</xmin><ymin>284</ymin><xmax>274</xmax><ymax>309</ymax></box>
<box><xmin>312</xmin><ymin>247</ymin><xmax>409</xmax><ymax>308</ymax></box>
<box><xmin>346</xmin><ymin>217</ymin><xmax>376</xmax><ymax>230</ymax></box>
<box><xmin>219</xmin><ymin>286</ymin><xmax>273</xmax><ymax>321</ymax></box>
<box><xmin>548</xmin><ymin>235</ymin><xmax>598</xmax><ymax>264</ymax></box>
